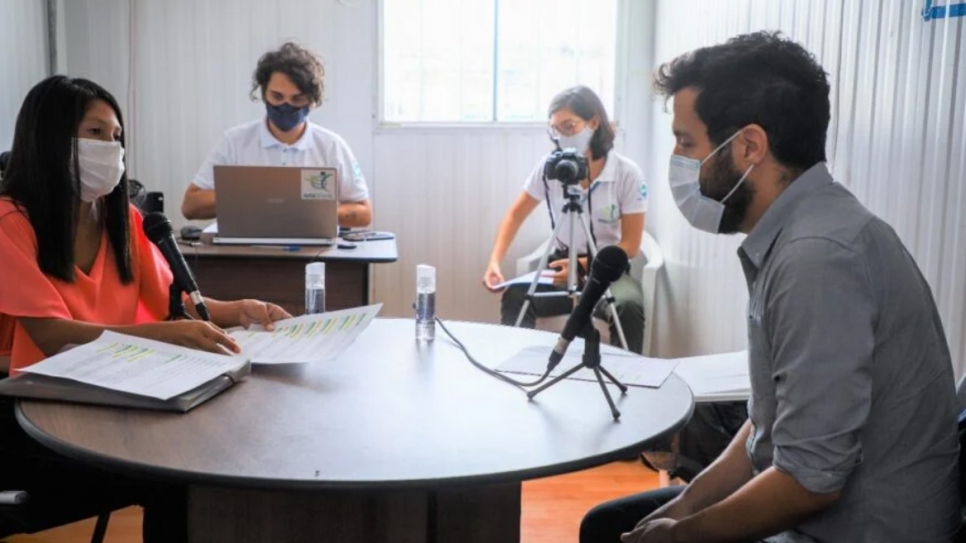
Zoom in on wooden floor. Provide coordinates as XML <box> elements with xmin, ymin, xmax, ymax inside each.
<box><xmin>6</xmin><ymin>460</ymin><xmax>657</xmax><ymax>543</ymax></box>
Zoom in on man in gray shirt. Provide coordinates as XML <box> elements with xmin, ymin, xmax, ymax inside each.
<box><xmin>581</xmin><ymin>31</ymin><xmax>961</xmax><ymax>543</ymax></box>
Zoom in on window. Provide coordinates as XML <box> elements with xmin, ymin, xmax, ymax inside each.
<box><xmin>381</xmin><ymin>0</ymin><xmax>618</xmax><ymax>123</ymax></box>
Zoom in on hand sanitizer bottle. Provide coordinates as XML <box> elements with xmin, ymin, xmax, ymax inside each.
<box><xmin>305</xmin><ymin>262</ymin><xmax>326</xmax><ymax>315</ymax></box>
<box><xmin>415</xmin><ymin>264</ymin><xmax>436</xmax><ymax>342</ymax></box>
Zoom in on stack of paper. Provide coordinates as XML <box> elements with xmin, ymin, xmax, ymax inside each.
<box><xmin>495</xmin><ymin>345</ymin><xmax>751</xmax><ymax>401</ymax></box>
<box><xmin>20</xmin><ymin>331</ymin><xmax>247</xmax><ymax>401</ymax></box>
<box><xmin>0</xmin><ymin>304</ymin><xmax>383</xmax><ymax>411</ymax></box>
<box><xmin>671</xmin><ymin>350</ymin><xmax>750</xmax><ymax>403</ymax></box>
<box><xmin>496</xmin><ymin>344</ymin><xmax>679</xmax><ymax>388</ymax></box>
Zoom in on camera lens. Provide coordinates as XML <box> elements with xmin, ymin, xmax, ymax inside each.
<box><xmin>554</xmin><ymin>158</ymin><xmax>580</xmax><ymax>184</ymax></box>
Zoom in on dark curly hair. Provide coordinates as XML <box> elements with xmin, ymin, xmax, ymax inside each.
<box><xmin>653</xmin><ymin>31</ymin><xmax>830</xmax><ymax>171</ymax></box>
<box><xmin>250</xmin><ymin>42</ymin><xmax>325</xmax><ymax>106</ymax></box>
<box><xmin>548</xmin><ymin>85</ymin><xmax>615</xmax><ymax>161</ymax></box>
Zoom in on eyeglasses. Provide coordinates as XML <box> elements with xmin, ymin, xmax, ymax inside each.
<box><xmin>548</xmin><ymin>119</ymin><xmax>585</xmax><ymax>138</ymax></box>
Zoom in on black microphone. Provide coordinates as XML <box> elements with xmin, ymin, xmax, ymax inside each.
<box><xmin>548</xmin><ymin>245</ymin><xmax>629</xmax><ymax>369</ymax></box>
<box><xmin>142</xmin><ymin>212</ymin><xmax>211</xmax><ymax>321</ymax></box>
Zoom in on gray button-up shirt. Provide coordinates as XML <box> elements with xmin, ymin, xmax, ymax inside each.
<box><xmin>739</xmin><ymin>163</ymin><xmax>961</xmax><ymax>542</ymax></box>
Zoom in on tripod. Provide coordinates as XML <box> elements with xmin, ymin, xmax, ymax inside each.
<box><xmin>514</xmin><ymin>186</ymin><xmax>629</xmax><ymax>351</ymax></box>
<box><xmin>527</xmin><ymin>320</ymin><xmax>628</xmax><ymax>420</ymax></box>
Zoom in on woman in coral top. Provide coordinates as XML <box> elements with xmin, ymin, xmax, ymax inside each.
<box><xmin>0</xmin><ymin>76</ymin><xmax>290</xmax><ymax>542</ymax></box>
<box><xmin>0</xmin><ymin>77</ymin><xmax>290</xmax><ymax>372</ymax></box>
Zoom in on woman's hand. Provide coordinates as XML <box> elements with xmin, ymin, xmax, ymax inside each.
<box><xmin>136</xmin><ymin>320</ymin><xmax>241</xmax><ymax>355</ymax></box>
<box><xmin>483</xmin><ymin>261</ymin><xmax>506</xmax><ymax>292</ymax></box>
<box><xmin>546</xmin><ymin>256</ymin><xmax>588</xmax><ymax>286</ymax></box>
<box><xmin>233</xmin><ymin>300</ymin><xmax>292</xmax><ymax>330</ymax></box>
<box><xmin>204</xmin><ymin>298</ymin><xmax>292</xmax><ymax>330</ymax></box>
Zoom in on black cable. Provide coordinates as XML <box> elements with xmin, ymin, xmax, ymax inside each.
<box><xmin>541</xmin><ymin>171</ymin><xmax>557</xmax><ymax>235</ymax></box>
<box><xmin>434</xmin><ymin>317</ymin><xmax>551</xmax><ymax>389</ymax></box>
<box><xmin>586</xmin><ymin>181</ymin><xmax>597</xmax><ymax>252</ymax></box>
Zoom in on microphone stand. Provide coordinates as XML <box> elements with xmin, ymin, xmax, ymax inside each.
<box><xmin>165</xmin><ymin>283</ymin><xmax>191</xmax><ymax>321</ymax></box>
<box><xmin>526</xmin><ymin>321</ymin><xmax>628</xmax><ymax>420</ymax></box>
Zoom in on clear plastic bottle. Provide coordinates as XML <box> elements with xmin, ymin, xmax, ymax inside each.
<box><xmin>305</xmin><ymin>262</ymin><xmax>326</xmax><ymax>315</ymax></box>
<box><xmin>415</xmin><ymin>264</ymin><xmax>436</xmax><ymax>342</ymax></box>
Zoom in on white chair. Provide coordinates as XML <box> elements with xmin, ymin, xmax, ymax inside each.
<box><xmin>514</xmin><ymin>231</ymin><xmax>664</xmax><ymax>355</ymax></box>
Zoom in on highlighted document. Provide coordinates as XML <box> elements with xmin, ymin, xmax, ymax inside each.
<box><xmin>22</xmin><ymin>331</ymin><xmax>246</xmax><ymax>400</ymax></box>
<box><xmin>230</xmin><ymin>304</ymin><xmax>382</xmax><ymax>364</ymax></box>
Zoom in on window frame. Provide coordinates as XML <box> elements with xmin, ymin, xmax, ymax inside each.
<box><xmin>376</xmin><ymin>0</ymin><xmax>629</xmax><ymax>129</ymax></box>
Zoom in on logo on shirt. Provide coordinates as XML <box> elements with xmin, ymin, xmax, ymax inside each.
<box><xmin>597</xmin><ymin>203</ymin><xmax>620</xmax><ymax>225</ymax></box>
<box><xmin>351</xmin><ymin>161</ymin><xmax>364</xmax><ymax>183</ymax></box>
<box><xmin>301</xmin><ymin>169</ymin><xmax>335</xmax><ymax>201</ymax></box>
<box><xmin>639</xmin><ymin>183</ymin><xmax>648</xmax><ymax>201</ymax></box>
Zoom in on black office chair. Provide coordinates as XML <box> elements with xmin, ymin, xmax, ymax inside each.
<box><xmin>955</xmin><ymin>374</ymin><xmax>966</xmax><ymax>542</ymax></box>
<box><xmin>0</xmin><ymin>151</ymin><xmax>10</xmax><ymax>180</ymax></box>
<box><xmin>129</xmin><ymin>178</ymin><xmax>164</xmax><ymax>214</ymax></box>
<box><xmin>0</xmin><ymin>495</ymin><xmax>111</xmax><ymax>543</ymax></box>
<box><xmin>0</xmin><ymin>366</ymin><xmax>111</xmax><ymax>543</ymax></box>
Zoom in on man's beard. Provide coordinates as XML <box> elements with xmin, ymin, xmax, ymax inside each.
<box><xmin>701</xmin><ymin>150</ymin><xmax>755</xmax><ymax>234</ymax></box>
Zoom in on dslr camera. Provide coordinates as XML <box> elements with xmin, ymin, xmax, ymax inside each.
<box><xmin>544</xmin><ymin>148</ymin><xmax>588</xmax><ymax>185</ymax></box>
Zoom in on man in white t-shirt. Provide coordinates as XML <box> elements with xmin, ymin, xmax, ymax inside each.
<box><xmin>181</xmin><ymin>42</ymin><xmax>371</xmax><ymax>227</ymax></box>
<box><xmin>483</xmin><ymin>86</ymin><xmax>648</xmax><ymax>354</ymax></box>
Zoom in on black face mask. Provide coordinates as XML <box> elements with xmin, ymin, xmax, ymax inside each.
<box><xmin>266</xmin><ymin>102</ymin><xmax>309</xmax><ymax>132</ymax></box>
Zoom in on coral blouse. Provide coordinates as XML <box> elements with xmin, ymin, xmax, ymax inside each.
<box><xmin>0</xmin><ymin>199</ymin><xmax>172</xmax><ymax>373</ymax></box>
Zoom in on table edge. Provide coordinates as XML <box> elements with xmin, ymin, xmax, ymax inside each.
<box><xmin>16</xmin><ymin>379</ymin><xmax>694</xmax><ymax>491</ymax></box>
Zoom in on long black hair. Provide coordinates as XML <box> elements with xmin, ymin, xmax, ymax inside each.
<box><xmin>0</xmin><ymin>75</ymin><xmax>133</xmax><ymax>283</ymax></box>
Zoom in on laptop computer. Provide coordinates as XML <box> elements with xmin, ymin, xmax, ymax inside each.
<box><xmin>212</xmin><ymin>165</ymin><xmax>339</xmax><ymax>245</ymax></box>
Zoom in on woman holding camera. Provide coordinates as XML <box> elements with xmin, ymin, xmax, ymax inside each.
<box><xmin>482</xmin><ymin>85</ymin><xmax>648</xmax><ymax>354</ymax></box>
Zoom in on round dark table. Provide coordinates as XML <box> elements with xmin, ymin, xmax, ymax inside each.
<box><xmin>18</xmin><ymin>318</ymin><xmax>693</xmax><ymax>543</ymax></box>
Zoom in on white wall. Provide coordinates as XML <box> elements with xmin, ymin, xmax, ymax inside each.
<box><xmin>0</xmin><ymin>0</ymin><xmax>48</xmax><ymax>152</ymax></box>
<box><xmin>640</xmin><ymin>0</ymin><xmax>966</xmax><ymax>377</ymax></box>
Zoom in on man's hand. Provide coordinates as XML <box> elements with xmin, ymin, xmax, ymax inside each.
<box><xmin>621</xmin><ymin>518</ymin><xmax>679</xmax><ymax>543</ymax></box>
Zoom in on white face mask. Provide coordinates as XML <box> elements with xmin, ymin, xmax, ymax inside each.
<box><xmin>556</xmin><ymin>126</ymin><xmax>594</xmax><ymax>154</ymax></box>
<box><xmin>76</xmin><ymin>138</ymin><xmax>125</xmax><ymax>202</ymax></box>
<box><xmin>668</xmin><ymin>130</ymin><xmax>754</xmax><ymax>234</ymax></box>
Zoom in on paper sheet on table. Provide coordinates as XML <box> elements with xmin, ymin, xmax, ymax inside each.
<box><xmin>495</xmin><ymin>344</ymin><xmax>678</xmax><ymax>388</ymax></box>
<box><xmin>230</xmin><ymin>304</ymin><xmax>382</xmax><ymax>364</ymax></box>
<box><xmin>493</xmin><ymin>271</ymin><xmax>555</xmax><ymax>290</ymax></box>
<box><xmin>21</xmin><ymin>331</ymin><xmax>246</xmax><ymax>400</ymax></box>
<box><xmin>671</xmin><ymin>350</ymin><xmax>750</xmax><ymax>402</ymax></box>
